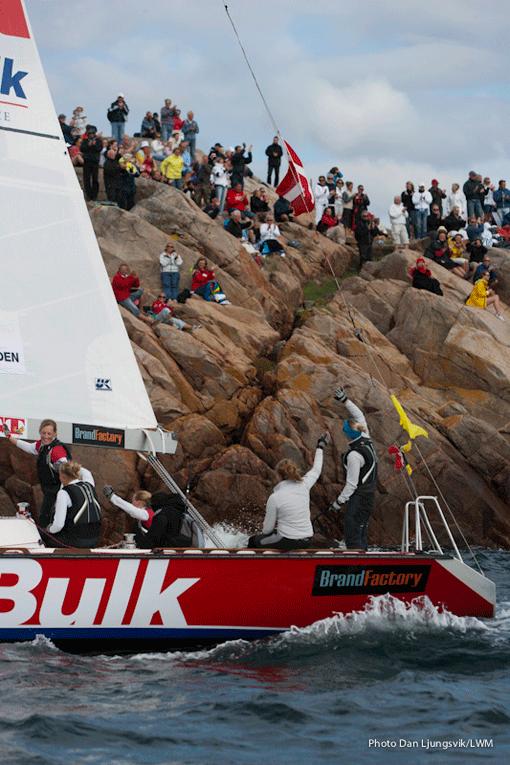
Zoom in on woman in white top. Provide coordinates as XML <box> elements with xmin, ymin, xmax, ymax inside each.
<box><xmin>159</xmin><ymin>241</ymin><xmax>183</xmax><ymax>301</ymax></box>
<box><xmin>446</xmin><ymin>184</ymin><xmax>467</xmax><ymax>218</ymax></box>
<box><xmin>211</xmin><ymin>156</ymin><xmax>229</xmax><ymax>214</ymax></box>
<box><xmin>247</xmin><ymin>433</ymin><xmax>330</xmax><ymax>550</ymax></box>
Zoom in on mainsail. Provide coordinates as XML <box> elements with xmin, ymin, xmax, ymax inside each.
<box><xmin>0</xmin><ymin>0</ymin><xmax>159</xmax><ymax>443</ymax></box>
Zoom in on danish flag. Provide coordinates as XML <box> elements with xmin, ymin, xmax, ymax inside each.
<box><xmin>276</xmin><ymin>141</ymin><xmax>315</xmax><ymax>216</ymax></box>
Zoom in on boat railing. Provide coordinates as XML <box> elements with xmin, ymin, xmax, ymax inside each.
<box><xmin>402</xmin><ymin>495</ymin><xmax>463</xmax><ymax>562</ymax></box>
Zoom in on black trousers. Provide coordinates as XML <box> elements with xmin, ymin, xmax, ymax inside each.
<box><xmin>267</xmin><ymin>164</ymin><xmax>280</xmax><ymax>187</ymax></box>
<box><xmin>83</xmin><ymin>161</ymin><xmax>99</xmax><ymax>201</ymax></box>
<box><xmin>248</xmin><ymin>532</ymin><xmax>312</xmax><ymax>551</ymax></box>
<box><xmin>343</xmin><ymin>491</ymin><xmax>375</xmax><ymax>550</ymax></box>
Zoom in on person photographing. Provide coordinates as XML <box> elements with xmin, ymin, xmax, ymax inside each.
<box><xmin>328</xmin><ymin>387</ymin><xmax>378</xmax><ymax>550</ymax></box>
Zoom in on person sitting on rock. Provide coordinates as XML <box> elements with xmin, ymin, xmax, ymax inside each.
<box><xmin>259</xmin><ymin>213</ymin><xmax>285</xmax><ymax>256</ymax></box>
<box><xmin>426</xmin><ymin>204</ymin><xmax>444</xmax><ymax>236</ymax></box>
<box><xmin>466</xmin><ymin>270</ymin><xmax>504</xmax><ymax>320</ymax></box>
<box><xmin>410</xmin><ymin>257</ymin><xmax>443</xmax><ymax>295</ymax></box>
<box><xmin>226</xmin><ymin>209</ymin><xmax>252</xmax><ymax>240</ymax></box>
<box><xmin>191</xmin><ymin>257</ymin><xmax>230</xmax><ymax>304</ymax></box>
<box><xmin>250</xmin><ymin>188</ymin><xmax>270</xmax><ymax>216</ymax></box>
<box><xmin>448</xmin><ymin>233</ymin><xmax>470</xmax><ymax>273</ymax></box>
<box><xmin>102</xmin><ymin>488</ymin><xmax>200</xmax><ymax>548</ymax></box>
<box><xmin>317</xmin><ymin>206</ymin><xmax>340</xmax><ymax>234</ymax></box>
<box><xmin>136</xmin><ymin>141</ymin><xmax>156</xmax><ymax>177</ymax></box>
<box><xmin>248</xmin><ymin>433</ymin><xmax>330</xmax><ymax>551</ymax></box>
<box><xmin>466</xmin><ymin>237</ymin><xmax>488</xmax><ymax>265</ymax></box>
<box><xmin>424</xmin><ymin>231</ymin><xmax>467</xmax><ymax>279</ymax></box>
<box><xmin>274</xmin><ymin>195</ymin><xmax>294</xmax><ymax>222</ymax></box>
<box><xmin>443</xmin><ymin>206</ymin><xmax>467</xmax><ymax>234</ymax></box>
<box><xmin>472</xmin><ymin>255</ymin><xmax>499</xmax><ymax>289</ymax></box>
<box><xmin>111</xmin><ymin>264</ymin><xmax>154</xmax><ymax>323</ymax></box>
<box><xmin>151</xmin><ymin>293</ymin><xmax>200</xmax><ymax>331</ymax></box>
<box><xmin>39</xmin><ymin>461</ymin><xmax>102</xmax><ymax>549</ymax></box>
<box><xmin>226</xmin><ymin>183</ymin><xmax>253</xmax><ymax>217</ymax></box>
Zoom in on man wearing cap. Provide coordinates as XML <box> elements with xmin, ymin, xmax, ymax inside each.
<box><xmin>58</xmin><ymin>114</ymin><xmax>74</xmax><ymax>145</ymax></box>
<box><xmin>429</xmin><ymin>179</ymin><xmax>446</xmax><ymax>214</ymax></box>
<box><xmin>81</xmin><ymin>125</ymin><xmax>103</xmax><ymax>201</ymax></box>
<box><xmin>328</xmin><ymin>387</ymin><xmax>378</xmax><ymax>551</ymax></box>
<box><xmin>412</xmin><ymin>184</ymin><xmax>433</xmax><ymax>239</ymax></box>
<box><xmin>107</xmin><ymin>94</ymin><xmax>129</xmax><ymax>144</ymax></box>
<box><xmin>463</xmin><ymin>171</ymin><xmax>483</xmax><ymax>219</ymax></box>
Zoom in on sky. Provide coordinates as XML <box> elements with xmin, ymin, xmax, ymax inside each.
<box><xmin>25</xmin><ymin>0</ymin><xmax>510</xmax><ymax>223</ymax></box>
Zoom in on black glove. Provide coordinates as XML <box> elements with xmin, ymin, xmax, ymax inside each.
<box><xmin>102</xmin><ymin>485</ymin><xmax>114</xmax><ymax>499</ymax></box>
<box><xmin>334</xmin><ymin>387</ymin><xmax>347</xmax><ymax>403</ymax></box>
<box><xmin>2</xmin><ymin>423</ymin><xmax>10</xmax><ymax>438</ymax></box>
<box><xmin>328</xmin><ymin>500</ymin><xmax>343</xmax><ymax>512</ymax></box>
<box><xmin>317</xmin><ymin>433</ymin><xmax>331</xmax><ymax>449</ymax></box>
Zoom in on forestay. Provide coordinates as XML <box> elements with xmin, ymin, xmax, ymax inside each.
<box><xmin>0</xmin><ymin>1</ymin><xmax>164</xmax><ymax>449</ymax></box>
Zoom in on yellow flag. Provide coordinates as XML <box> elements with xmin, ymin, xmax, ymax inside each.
<box><xmin>391</xmin><ymin>396</ymin><xmax>428</xmax><ymax>440</ymax></box>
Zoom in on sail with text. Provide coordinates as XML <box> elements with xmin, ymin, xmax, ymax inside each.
<box><xmin>0</xmin><ymin>0</ymin><xmax>158</xmax><ymax>438</ymax></box>
<box><xmin>276</xmin><ymin>141</ymin><xmax>315</xmax><ymax>216</ymax></box>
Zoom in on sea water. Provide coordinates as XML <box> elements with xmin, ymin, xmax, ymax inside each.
<box><xmin>0</xmin><ymin>547</ymin><xmax>508</xmax><ymax>765</ymax></box>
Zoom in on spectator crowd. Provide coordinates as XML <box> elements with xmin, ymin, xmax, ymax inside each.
<box><xmin>58</xmin><ymin>95</ymin><xmax>510</xmax><ymax>323</ymax></box>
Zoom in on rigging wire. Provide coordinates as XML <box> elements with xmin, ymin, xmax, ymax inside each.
<box><xmin>222</xmin><ymin>2</ymin><xmax>486</xmax><ymax>570</ymax></box>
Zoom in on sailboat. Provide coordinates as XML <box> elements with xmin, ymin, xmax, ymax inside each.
<box><xmin>0</xmin><ymin>1</ymin><xmax>495</xmax><ymax>653</ymax></box>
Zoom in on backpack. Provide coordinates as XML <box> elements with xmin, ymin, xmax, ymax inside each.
<box><xmin>178</xmin><ymin>513</ymin><xmax>205</xmax><ymax>547</ymax></box>
<box><xmin>177</xmin><ymin>288</ymin><xmax>191</xmax><ymax>303</ymax></box>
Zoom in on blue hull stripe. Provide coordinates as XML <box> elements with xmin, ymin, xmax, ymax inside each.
<box><xmin>0</xmin><ymin>627</ymin><xmax>282</xmax><ymax>641</ymax></box>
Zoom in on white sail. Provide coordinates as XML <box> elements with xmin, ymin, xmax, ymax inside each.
<box><xmin>0</xmin><ymin>1</ymin><xmax>158</xmax><ymax>439</ymax></box>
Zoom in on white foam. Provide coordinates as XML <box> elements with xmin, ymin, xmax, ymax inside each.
<box><xmin>275</xmin><ymin>594</ymin><xmax>491</xmax><ymax>645</ymax></box>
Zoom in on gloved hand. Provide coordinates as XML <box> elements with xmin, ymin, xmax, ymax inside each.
<box><xmin>317</xmin><ymin>433</ymin><xmax>331</xmax><ymax>449</ymax></box>
<box><xmin>334</xmin><ymin>387</ymin><xmax>347</xmax><ymax>403</ymax></box>
<box><xmin>2</xmin><ymin>422</ymin><xmax>11</xmax><ymax>438</ymax></box>
<box><xmin>102</xmin><ymin>485</ymin><xmax>114</xmax><ymax>499</ymax></box>
<box><xmin>328</xmin><ymin>500</ymin><xmax>343</xmax><ymax>512</ymax></box>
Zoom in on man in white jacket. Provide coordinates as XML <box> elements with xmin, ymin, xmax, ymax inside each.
<box><xmin>314</xmin><ymin>176</ymin><xmax>330</xmax><ymax>227</ymax></box>
<box><xmin>412</xmin><ymin>184</ymin><xmax>433</xmax><ymax>239</ymax></box>
<box><xmin>388</xmin><ymin>196</ymin><xmax>409</xmax><ymax>248</ymax></box>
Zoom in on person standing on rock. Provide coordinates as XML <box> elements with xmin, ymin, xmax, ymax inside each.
<box><xmin>159</xmin><ymin>242</ymin><xmax>183</xmax><ymax>301</ymax></box>
<box><xmin>328</xmin><ymin>388</ymin><xmax>378</xmax><ymax>551</ymax></box>
<box><xmin>388</xmin><ymin>196</ymin><xmax>409</xmax><ymax>249</ymax></box>
<box><xmin>108</xmin><ymin>94</ymin><xmax>129</xmax><ymax>145</ymax></box>
<box><xmin>248</xmin><ymin>433</ymin><xmax>331</xmax><ymax>551</ymax></box>
<box><xmin>354</xmin><ymin>210</ymin><xmax>375</xmax><ymax>269</ymax></box>
<box><xmin>265</xmin><ymin>136</ymin><xmax>283</xmax><ymax>187</ymax></box>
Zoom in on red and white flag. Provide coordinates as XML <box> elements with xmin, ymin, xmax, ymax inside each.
<box><xmin>276</xmin><ymin>141</ymin><xmax>315</xmax><ymax>216</ymax></box>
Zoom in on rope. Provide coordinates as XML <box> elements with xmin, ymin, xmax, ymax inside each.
<box><xmin>222</xmin><ymin>2</ymin><xmax>484</xmax><ymax>571</ymax></box>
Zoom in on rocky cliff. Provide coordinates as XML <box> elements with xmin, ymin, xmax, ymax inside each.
<box><xmin>2</xmin><ymin>174</ymin><xmax>510</xmax><ymax>549</ymax></box>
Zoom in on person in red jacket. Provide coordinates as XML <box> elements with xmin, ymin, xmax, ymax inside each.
<box><xmin>226</xmin><ymin>182</ymin><xmax>253</xmax><ymax>216</ymax></box>
<box><xmin>191</xmin><ymin>258</ymin><xmax>230</xmax><ymax>304</ymax></box>
<box><xmin>111</xmin><ymin>264</ymin><xmax>154</xmax><ymax>323</ymax></box>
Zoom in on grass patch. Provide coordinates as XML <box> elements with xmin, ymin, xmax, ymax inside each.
<box><xmin>302</xmin><ymin>276</ymin><xmax>339</xmax><ymax>303</ymax></box>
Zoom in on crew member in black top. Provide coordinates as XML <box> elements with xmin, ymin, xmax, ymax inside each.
<box><xmin>3</xmin><ymin>418</ymin><xmax>71</xmax><ymax>527</ymax></box>
<box><xmin>328</xmin><ymin>388</ymin><xmax>378</xmax><ymax>550</ymax></box>
<box><xmin>39</xmin><ymin>461</ymin><xmax>102</xmax><ymax>548</ymax></box>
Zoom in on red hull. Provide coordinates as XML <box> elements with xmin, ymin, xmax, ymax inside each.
<box><xmin>0</xmin><ymin>549</ymin><xmax>495</xmax><ymax>651</ymax></box>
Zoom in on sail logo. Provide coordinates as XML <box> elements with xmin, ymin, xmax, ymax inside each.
<box><xmin>73</xmin><ymin>423</ymin><xmax>125</xmax><ymax>448</ymax></box>
<box><xmin>95</xmin><ymin>378</ymin><xmax>112</xmax><ymax>391</ymax></box>
<box><xmin>0</xmin><ymin>57</ymin><xmax>28</xmax><ymax>98</ymax></box>
<box><xmin>312</xmin><ymin>564</ymin><xmax>431</xmax><ymax>596</ymax></box>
